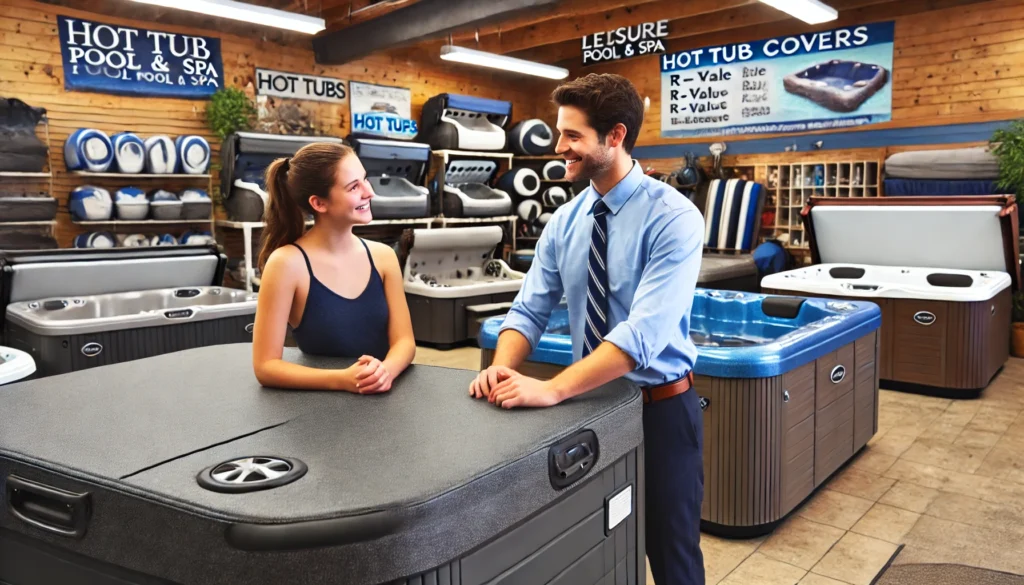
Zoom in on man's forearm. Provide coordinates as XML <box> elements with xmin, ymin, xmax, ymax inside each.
<box><xmin>548</xmin><ymin>341</ymin><xmax>636</xmax><ymax>402</ymax></box>
<box><xmin>491</xmin><ymin>329</ymin><xmax>535</xmax><ymax>369</ymax></box>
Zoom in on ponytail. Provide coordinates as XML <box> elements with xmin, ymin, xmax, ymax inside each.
<box><xmin>258</xmin><ymin>157</ymin><xmax>305</xmax><ymax>271</ymax></box>
<box><xmin>255</xmin><ymin>141</ymin><xmax>355</xmax><ymax>272</ymax></box>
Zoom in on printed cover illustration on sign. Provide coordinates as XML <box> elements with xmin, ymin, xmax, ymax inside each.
<box><xmin>660</xmin><ymin>22</ymin><xmax>894</xmax><ymax>139</ymax></box>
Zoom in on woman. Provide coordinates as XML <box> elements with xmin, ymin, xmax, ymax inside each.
<box><xmin>251</xmin><ymin>142</ymin><xmax>415</xmax><ymax>394</ymax></box>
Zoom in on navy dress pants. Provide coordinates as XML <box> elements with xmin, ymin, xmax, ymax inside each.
<box><xmin>643</xmin><ymin>386</ymin><xmax>705</xmax><ymax>585</ymax></box>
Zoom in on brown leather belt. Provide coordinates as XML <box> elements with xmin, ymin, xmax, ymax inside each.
<box><xmin>641</xmin><ymin>371</ymin><xmax>694</xmax><ymax>404</ymax></box>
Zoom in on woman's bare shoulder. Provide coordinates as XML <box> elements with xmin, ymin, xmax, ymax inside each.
<box><xmin>262</xmin><ymin>244</ymin><xmax>307</xmax><ymax>280</ymax></box>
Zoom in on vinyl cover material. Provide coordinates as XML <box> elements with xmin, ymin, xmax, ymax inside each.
<box><xmin>884</xmin><ymin>146</ymin><xmax>1000</xmax><ymax>180</ymax></box>
<box><xmin>0</xmin><ymin>344</ymin><xmax>642</xmax><ymax>585</ymax></box>
<box><xmin>0</xmin><ymin>98</ymin><xmax>48</xmax><ymax>172</ymax></box>
<box><xmin>699</xmin><ymin>254</ymin><xmax>758</xmax><ymax>283</ymax></box>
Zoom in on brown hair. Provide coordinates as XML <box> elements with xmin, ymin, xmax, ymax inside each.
<box><xmin>258</xmin><ymin>142</ymin><xmax>355</xmax><ymax>271</ymax></box>
<box><xmin>551</xmin><ymin>73</ymin><xmax>644</xmax><ymax>153</ymax></box>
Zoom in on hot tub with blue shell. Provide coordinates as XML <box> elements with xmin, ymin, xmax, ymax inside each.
<box><xmin>478</xmin><ymin>288</ymin><xmax>883</xmax><ymax>536</ymax></box>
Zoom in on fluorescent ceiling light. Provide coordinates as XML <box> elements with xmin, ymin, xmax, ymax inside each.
<box><xmin>440</xmin><ymin>45</ymin><xmax>569</xmax><ymax>80</ymax></box>
<box><xmin>758</xmin><ymin>0</ymin><xmax>838</xmax><ymax>25</ymax></box>
<box><xmin>130</xmin><ymin>0</ymin><xmax>326</xmax><ymax>34</ymax></box>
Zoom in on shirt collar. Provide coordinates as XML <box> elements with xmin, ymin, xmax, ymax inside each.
<box><xmin>586</xmin><ymin>160</ymin><xmax>643</xmax><ymax>216</ymax></box>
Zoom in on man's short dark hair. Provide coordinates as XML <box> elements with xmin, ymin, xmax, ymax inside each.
<box><xmin>551</xmin><ymin>73</ymin><xmax>644</xmax><ymax>153</ymax></box>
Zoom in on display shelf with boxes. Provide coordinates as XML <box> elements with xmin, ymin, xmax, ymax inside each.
<box><xmin>760</xmin><ymin>159</ymin><xmax>881</xmax><ymax>251</ymax></box>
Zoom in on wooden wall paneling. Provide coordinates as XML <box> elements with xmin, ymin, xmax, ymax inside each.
<box><xmin>1</xmin><ymin>0</ymin><xmax>546</xmax><ymax>250</ymax></box>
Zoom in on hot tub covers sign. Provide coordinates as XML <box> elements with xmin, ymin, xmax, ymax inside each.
<box><xmin>784</xmin><ymin>60</ymin><xmax>889</xmax><ymax>113</ymax></box>
<box><xmin>0</xmin><ymin>97</ymin><xmax>48</xmax><ymax>173</ymax></box>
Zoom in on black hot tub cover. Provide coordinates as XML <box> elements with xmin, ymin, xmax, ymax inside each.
<box><xmin>0</xmin><ymin>97</ymin><xmax>48</xmax><ymax>173</ymax></box>
<box><xmin>0</xmin><ymin>344</ymin><xmax>642</xmax><ymax>585</ymax></box>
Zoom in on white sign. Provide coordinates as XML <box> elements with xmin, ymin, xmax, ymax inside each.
<box><xmin>255</xmin><ymin>68</ymin><xmax>348</xmax><ymax>104</ymax></box>
<box><xmin>349</xmin><ymin>81</ymin><xmax>417</xmax><ymax>140</ymax></box>
<box><xmin>582</xmin><ymin>20</ymin><xmax>669</xmax><ymax>66</ymax></box>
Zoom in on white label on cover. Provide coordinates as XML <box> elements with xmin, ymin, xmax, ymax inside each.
<box><xmin>607</xmin><ymin>485</ymin><xmax>632</xmax><ymax>531</ymax></box>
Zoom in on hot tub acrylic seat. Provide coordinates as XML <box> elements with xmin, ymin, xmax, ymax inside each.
<box><xmin>478</xmin><ymin>289</ymin><xmax>882</xmax><ymax>537</ymax></box>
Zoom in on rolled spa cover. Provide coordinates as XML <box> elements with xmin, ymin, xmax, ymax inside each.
<box><xmin>114</xmin><ymin>186</ymin><xmax>150</xmax><ymax>220</ymax></box>
<box><xmin>496</xmin><ymin>167</ymin><xmax>541</xmax><ymax>199</ymax></box>
<box><xmin>68</xmin><ymin>186</ymin><xmax>113</xmax><ymax>221</ymax></box>
<box><xmin>144</xmin><ymin>135</ymin><xmax>177</xmax><ymax>174</ymax></box>
<box><xmin>517</xmin><ymin>198</ymin><xmax>542</xmax><ymax>223</ymax></box>
<box><xmin>507</xmin><ymin>119</ymin><xmax>555</xmax><ymax>155</ymax></box>
<box><xmin>147</xmin><ymin>189</ymin><xmax>183</xmax><ymax>220</ymax></box>
<box><xmin>73</xmin><ymin>231</ymin><xmax>117</xmax><ymax>249</ymax></box>
<box><xmin>542</xmin><ymin>185</ymin><xmax>569</xmax><ymax>207</ymax></box>
<box><xmin>179</xmin><ymin>230</ymin><xmax>216</xmax><ymax>246</ymax></box>
<box><xmin>542</xmin><ymin>159</ymin><xmax>566</xmax><ymax>180</ymax></box>
<box><xmin>111</xmin><ymin>132</ymin><xmax>146</xmax><ymax>174</ymax></box>
<box><xmin>175</xmin><ymin>135</ymin><xmax>211</xmax><ymax>174</ymax></box>
<box><xmin>64</xmin><ymin>128</ymin><xmax>114</xmax><ymax>172</ymax></box>
<box><xmin>121</xmin><ymin>233</ymin><xmax>152</xmax><ymax>248</ymax></box>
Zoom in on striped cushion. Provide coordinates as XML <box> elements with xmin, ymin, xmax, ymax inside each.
<box><xmin>704</xmin><ymin>178</ymin><xmax>764</xmax><ymax>252</ymax></box>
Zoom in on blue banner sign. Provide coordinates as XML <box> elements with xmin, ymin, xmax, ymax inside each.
<box><xmin>58</xmin><ymin>15</ymin><xmax>223</xmax><ymax>99</ymax></box>
<box><xmin>660</xmin><ymin>21</ymin><xmax>894</xmax><ymax>138</ymax></box>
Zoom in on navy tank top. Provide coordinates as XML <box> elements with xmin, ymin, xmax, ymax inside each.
<box><xmin>289</xmin><ymin>241</ymin><xmax>391</xmax><ymax>360</ymax></box>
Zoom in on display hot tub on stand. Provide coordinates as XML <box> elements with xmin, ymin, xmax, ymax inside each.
<box><xmin>0</xmin><ymin>344</ymin><xmax>645</xmax><ymax>585</ymax></box>
<box><xmin>0</xmin><ymin>246</ymin><xmax>257</xmax><ymax>378</ymax></box>
<box><xmin>400</xmin><ymin>226</ymin><xmax>525</xmax><ymax>346</ymax></box>
<box><xmin>479</xmin><ymin>289</ymin><xmax>882</xmax><ymax>536</ymax></box>
<box><xmin>762</xmin><ymin>195</ymin><xmax>1019</xmax><ymax>397</ymax></box>
<box><xmin>349</xmin><ymin>136</ymin><xmax>430</xmax><ymax>219</ymax></box>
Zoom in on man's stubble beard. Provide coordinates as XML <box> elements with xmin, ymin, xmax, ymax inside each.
<box><xmin>576</xmin><ymin>144</ymin><xmax>616</xmax><ymax>183</ymax></box>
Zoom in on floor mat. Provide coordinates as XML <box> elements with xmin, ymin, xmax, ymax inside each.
<box><xmin>873</xmin><ymin>564</ymin><xmax>1024</xmax><ymax>585</ymax></box>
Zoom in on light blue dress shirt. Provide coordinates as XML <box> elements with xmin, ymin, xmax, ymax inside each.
<box><xmin>500</xmin><ymin>160</ymin><xmax>706</xmax><ymax>387</ymax></box>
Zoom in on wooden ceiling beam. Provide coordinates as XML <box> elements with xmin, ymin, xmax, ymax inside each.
<box><xmin>446</xmin><ymin>0</ymin><xmax>667</xmax><ymax>42</ymax></box>
<box><xmin>321</xmin><ymin>0</ymin><xmax>420</xmax><ymax>31</ymax></box>
<box><xmin>312</xmin><ymin>0</ymin><xmax>560</xmax><ymax>64</ymax></box>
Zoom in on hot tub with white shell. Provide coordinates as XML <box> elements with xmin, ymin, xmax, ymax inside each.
<box><xmin>401</xmin><ymin>226</ymin><xmax>525</xmax><ymax>346</ymax></box>
<box><xmin>762</xmin><ymin>195</ymin><xmax>1019</xmax><ymax>395</ymax></box>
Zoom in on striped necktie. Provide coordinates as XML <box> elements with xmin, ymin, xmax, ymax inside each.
<box><xmin>584</xmin><ymin>198</ymin><xmax>609</xmax><ymax>357</ymax></box>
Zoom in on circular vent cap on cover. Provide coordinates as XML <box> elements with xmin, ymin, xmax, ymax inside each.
<box><xmin>197</xmin><ymin>456</ymin><xmax>307</xmax><ymax>493</ymax></box>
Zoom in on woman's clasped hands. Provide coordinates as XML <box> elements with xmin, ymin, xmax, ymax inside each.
<box><xmin>339</xmin><ymin>355</ymin><xmax>392</xmax><ymax>394</ymax></box>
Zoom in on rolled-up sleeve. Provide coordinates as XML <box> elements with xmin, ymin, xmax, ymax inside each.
<box><xmin>603</xmin><ymin>207</ymin><xmax>704</xmax><ymax>370</ymax></box>
<box><xmin>499</xmin><ymin>214</ymin><xmax>565</xmax><ymax>350</ymax></box>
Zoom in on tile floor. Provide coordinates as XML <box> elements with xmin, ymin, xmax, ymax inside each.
<box><xmin>412</xmin><ymin>347</ymin><xmax>1024</xmax><ymax>585</ymax></box>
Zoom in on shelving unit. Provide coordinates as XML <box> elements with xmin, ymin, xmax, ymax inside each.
<box><xmin>759</xmin><ymin>159</ymin><xmax>881</xmax><ymax>251</ymax></box>
<box><xmin>510</xmin><ymin>153</ymin><xmax>573</xmax><ymax>244</ymax></box>
<box><xmin>66</xmin><ymin>169</ymin><xmax>216</xmax><ymax>242</ymax></box>
<box><xmin>216</xmin><ymin>215</ymin><xmax>518</xmax><ymax>292</ymax></box>
<box><xmin>0</xmin><ymin>117</ymin><xmax>56</xmax><ymax>247</ymax></box>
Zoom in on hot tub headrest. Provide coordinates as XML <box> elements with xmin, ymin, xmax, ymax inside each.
<box><xmin>829</xmin><ymin>266</ymin><xmax>865</xmax><ymax>279</ymax></box>
<box><xmin>926</xmin><ymin>272</ymin><xmax>974</xmax><ymax>288</ymax></box>
<box><xmin>220</xmin><ymin>132</ymin><xmax>347</xmax><ymax>199</ymax></box>
<box><xmin>761</xmin><ymin>296</ymin><xmax>806</xmax><ymax>320</ymax></box>
<box><xmin>704</xmin><ymin>178</ymin><xmax>765</xmax><ymax>253</ymax></box>
<box><xmin>0</xmin><ymin>246</ymin><xmax>226</xmax><ymax>311</ymax></box>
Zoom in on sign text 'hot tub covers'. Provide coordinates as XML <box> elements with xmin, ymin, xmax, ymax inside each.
<box><xmin>659</xmin><ymin>21</ymin><xmax>894</xmax><ymax>139</ymax></box>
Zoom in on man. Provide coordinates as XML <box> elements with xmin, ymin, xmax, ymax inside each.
<box><xmin>469</xmin><ymin>73</ymin><xmax>706</xmax><ymax>585</ymax></box>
